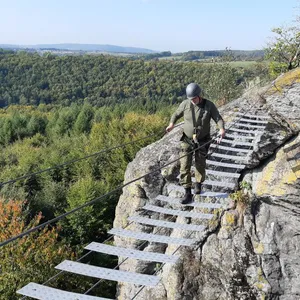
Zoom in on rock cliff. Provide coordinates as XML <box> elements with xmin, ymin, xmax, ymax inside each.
<box><xmin>113</xmin><ymin>69</ymin><xmax>300</xmax><ymax>300</ymax></box>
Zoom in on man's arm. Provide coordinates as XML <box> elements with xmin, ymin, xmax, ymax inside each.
<box><xmin>210</xmin><ymin>102</ymin><xmax>225</xmax><ymax>142</ymax></box>
<box><xmin>166</xmin><ymin>101</ymin><xmax>185</xmax><ymax>132</ymax></box>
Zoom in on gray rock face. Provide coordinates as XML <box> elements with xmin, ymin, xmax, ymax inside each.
<box><xmin>114</xmin><ymin>73</ymin><xmax>300</xmax><ymax>300</ymax></box>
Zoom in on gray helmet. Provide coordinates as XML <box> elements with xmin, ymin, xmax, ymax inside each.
<box><xmin>186</xmin><ymin>83</ymin><xmax>201</xmax><ymax>99</ymax></box>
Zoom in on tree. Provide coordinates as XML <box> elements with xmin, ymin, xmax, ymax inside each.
<box><xmin>205</xmin><ymin>49</ymin><xmax>243</xmax><ymax>104</ymax></box>
<box><xmin>65</xmin><ymin>176</ymin><xmax>110</xmax><ymax>244</ymax></box>
<box><xmin>27</xmin><ymin>114</ymin><xmax>48</xmax><ymax>135</ymax></box>
<box><xmin>265</xmin><ymin>25</ymin><xmax>300</xmax><ymax>76</ymax></box>
<box><xmin>0</xmin><ymin>199</ymin><xmax>72</xmax><ymax>300</ymax></box>
<box><xmin>73</xmin><ymin>104</ymin><xmax>94</xmax><ymax>134</ymax></box>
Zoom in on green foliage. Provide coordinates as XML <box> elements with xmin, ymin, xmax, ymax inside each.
<box><xmin>0</xmin><ymin>199</ymin><xmax>73</xmax><ymax>300</ymax></box>
<box><xmin>140</xmin><ymin>51</ymin><xmax>172</xmax><ymax>60</ymax></box>
<box><xmin>230</xmin><ymin>181</ymin><xmax>251</xmax><ymax>206</ymax></box>
<box><xmin>73</xmin><ymin>104</ymin><xmax>94</xmax><ymax>134</ymax></box>
<box><xmin>265</xmin><ymin>26</ymin><xmax>300</xmax><ymax>77</ymax></box>
<box><xmin>0</xmin><ymin>51</ymin><xmax>268</xmax><ymax>108</ymax></box>
<box><xmin>27</xmin><ymin>114</ymin><xmax>48</xmax><ymax>135</ymax></box>
<box><xmin>239</xmin><ymin>180</ymin><xmax>252</xmax><ymax>191</ymax></box>
<box><xmin>65</xmin><ymin>176</ymin><xmax>109</xmax><ymax>243</ymax></box>
<box><xmin>204</xmin><ymin>50</ymin><xmax>244</xmax><ymax>104</ymax></box>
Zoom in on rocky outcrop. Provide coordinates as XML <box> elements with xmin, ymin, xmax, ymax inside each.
<box><xmin>114</xmin><ymin>70</ymin><xmax>300</xmax><ymax>300</ymax></box>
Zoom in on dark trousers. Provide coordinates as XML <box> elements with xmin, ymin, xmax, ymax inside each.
<box><xmin>179</xmin><ymin>139</ymin><xmax>208</xmax><ymax>188</ymax></box>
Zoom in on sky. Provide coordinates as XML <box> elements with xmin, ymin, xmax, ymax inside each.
<box><xmin>0</xmin><ymin>0</ymin><xmax>299</xmax><ymax>53</ymax></box>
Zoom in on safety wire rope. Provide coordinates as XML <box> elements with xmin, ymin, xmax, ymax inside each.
<box><xmin>18</xmin><ymin>137</ymin><xmax>207</xmax><ymax>299</ymax></box>
<box><xmin>3</xmin><ymin>103</ymin><xmax>164</xmax><ymax>295</ymax></box>
<box><xmin>7</xmin><ymin>75</ymin><xmax>283</xmax><ymax>298</ymax></box>
<box><xmin>0</xmin><ymin>111</ymin><xmax>219</xmax><ymax>249</ymax></box>
<box><xmin>14</xmin><ymin>111</ymin><xmax>195</xmax><ymax>299</ymax></box>
<box><xmin>0</xmin><ymin>100</ymin><xmax>195</xmax><ymax>249</ymax></box>
<box><xmin>1</xmin><ymin>129</ymin><xmax>216</xmax><ymax>252</ymax></box>
<box><xmin>3</xmin><ymin>103</ymin><xmax>175</xmax><ymax>298</ymax></box>
<box><xmin>16</xmin><ymin>116</ymin><xmax>218</xmax><ymax>299</ymax></box>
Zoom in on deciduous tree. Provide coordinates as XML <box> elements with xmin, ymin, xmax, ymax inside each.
<box><xmin>0</xmin><ymin>199</ymin><xmax>72</xmax><ymax>300</ymax></box>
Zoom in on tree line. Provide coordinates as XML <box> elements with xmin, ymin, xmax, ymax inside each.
<box><xmin>180</xmin><ymin>50</ymin><xmax>265</xmax><ymax>61</ymax></box>
<box><xmin>0</xmin><ymin>51</ymin><xmax>269</xmax><ymax>108</ymax></box>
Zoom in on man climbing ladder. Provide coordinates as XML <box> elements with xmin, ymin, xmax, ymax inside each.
<box><xmin>166</xmin><ymin>83</ymin><xmax>226</xmax><ymax>204</ymax></box>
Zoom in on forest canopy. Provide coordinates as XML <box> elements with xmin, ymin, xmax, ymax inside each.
<box><xmin>0</xmin><ymin>51</ymin><xmax>268</xmax><ymax>108</ymax></box>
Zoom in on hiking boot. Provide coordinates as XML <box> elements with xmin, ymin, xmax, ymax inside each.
<box><xmin>180</xmin><ymin>187</ymin><xmax>193</xmax><ymax>204</ymax></box>
<box><xmin>194</xmin><ymin>182</ymin><xmax>202</xmax><ymax>195</ymax></box>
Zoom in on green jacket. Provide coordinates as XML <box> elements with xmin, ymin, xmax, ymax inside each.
<box><xmin>170</xmin><ymin>98</ymin><xmax>224</xmax><ymax>140</ymax></box>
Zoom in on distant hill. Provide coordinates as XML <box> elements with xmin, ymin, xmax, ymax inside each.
<box><xmin>0</xmin><ymin>43</ymin><xmax>156</xmax><ymax>54</ymax></box>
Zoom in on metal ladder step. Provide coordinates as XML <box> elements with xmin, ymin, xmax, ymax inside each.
<box><xmin>227</xmin><ymin>127</ymin><xmax>263</xmax><ymax>134</ymax></box>
<box><xmin>236</xmin><ymin>112</ymin><xmax>270</xmax><ymax>119</ymax></box>
<box><xmin>128</xmin><ymin>215</ymin><xmax>206</xmax><ymax>232</ymax></box>
<box><xmin>206</xmin><ymin>169</ymin><xmax>241</xmax><ymax>178</ymax></box>
<box><xmin>238</xmin><ymin>118</ymin><xmax>268</xmax><ymax>124</ymax></box>
<box><xmin>166</xmin><ymin>184</ymin><xmax>229</xmax><ymax>198</ymax></box>
<box><xmin>211</xmin><ymin>152</ymin><xmax>250</xmax><ymax>162</ymax></box>
<box><xmin>206</xmin><ymin>159</ymin><xmax>245</xmax><ymax>169</ymax></box>
<box><xmin>156</xmin><ymin>194</ymin><xmax>225</xmax><ymax>207</ymax></box>
<box><xmin>178</xmin><ymin>173</ymin><xmax>240</xmax><ymax>181</ymax></box>
<box><xmin>233</xmin><ymin>122</ymin><xmax>266</xmax><ymax>129</ymax></box>
<box><xmin>220</xmin><ymin>138</ymin><xmax>254</xmax><ymax>146</ymax></box>
<box><xmin>17</xmin><ymin>283</ymin><xmax>111</xmax><ymax>300</ymax></box>
<box><xmin>56</xmin><ymin>260</ymin><xmax>160</xmax><ymax>286</ymax></box>
<box><xmin>202</xmin><ymin>180</ymin><xmax>236</xmax><ymax>189</ymax></box>
<box><xmin>210</xmin><ymin>144</ymin><xmax>253</xmax><ymax>153</ymax></box>
<box><xmin>142</xmin><ymin>204</ymin><xmax>214</xmax><ymax>219</ymax></box>
<box><xmin>85</xmin><ymin>242</ymin><xmax>179</xmax><ymax>264</ymax></box>
<box><xmin>109</xmin><ymin>228</ymin><xmax>196</xmax><ymax>246</ymax></box>
<box><xmin>224</xmin><ymin>133</ymin><xmax>256</xmax><ymax>140</ymax></box>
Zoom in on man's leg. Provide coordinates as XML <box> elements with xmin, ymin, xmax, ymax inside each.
<box><xmin>179</xmin><ymin>141</ymin><xmax>193</xmax><ymax>204</ymax></box>
<box><xmin>194</xmin><ymin>147</ymin><xmax>207</xmax><ymax>194</ymax></box>
<box><xmin>179</xmin><ymin>141</ymin><xmax>193</xmax><ymax>188</ymax></box>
